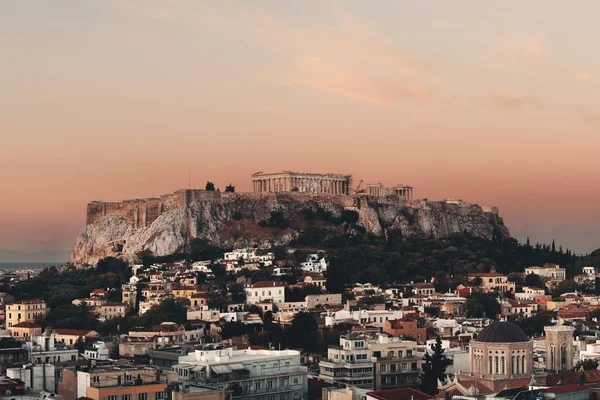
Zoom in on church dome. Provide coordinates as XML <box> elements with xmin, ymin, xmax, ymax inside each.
<box><xmin>475</xmin><ymin>321</ymin><xmax>529</xmax><ymax>343</ymax></box>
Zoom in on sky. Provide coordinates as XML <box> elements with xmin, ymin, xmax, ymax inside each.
<box><xmin>1</xmin><ymin>1</ymin><xmax>600</xmax><ymax>254</ymax></box>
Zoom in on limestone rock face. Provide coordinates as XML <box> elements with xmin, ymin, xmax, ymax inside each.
<box><xmin>71</xmin><ymin>193</ymin><xmax>509</xmax><ymax>266</ymax></box>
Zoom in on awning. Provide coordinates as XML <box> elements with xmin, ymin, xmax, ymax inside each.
<box><xmin>211</xmin><ymin>365</ymin><xmax>232</xmax><ymax>375</ymax></box>
<box><xmin>191</xmin><ymin>366</ymin><xmax>206</xmax><ymax>372</ymax></box>
<box><xmin>228</xmin><ymin>363</ymin><xmax>247</xmax><ymax>371</ymax></box>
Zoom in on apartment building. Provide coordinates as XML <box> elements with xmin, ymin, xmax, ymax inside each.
<box><xmin>319</xmin><ymin>333</ymin><xmax>421</xmax><ymax>390</ymax></box>
<box><xmin>173</xmin><ymin>346</ymin><xmax>307</xmax><ymax>400</ymax></box>
<box><xmin>6</xmin><ymin>299</ymin><xmax>47</xmax><ymax>328</ymax></box>
<box><xmin>59</xmin><ymin>364</ymin><xmax>168</xmax><ymax>400</ymax></box>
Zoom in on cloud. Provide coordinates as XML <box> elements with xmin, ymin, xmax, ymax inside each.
<box><xmin>486</xmin><ymin>90</ymin><xmax>547</xmax><ymax>111</ymax></box>
<box><xmin>503</xmin><ymin>35</ymin><xmax>546</xmax><ymax>61</ymax></box>
<box><xmin>110</xmin><ymin>1</ymin><xmax>436</xmax><ymax>105</ymax></box>
<box><xmin>574</xmin><ymin>72</ymin><xmax>590</xmax><ymax>81</ymax></box>
<box><xmin>293</xmin><ymin>57</ymin><xmax>433</xmax><ymax>105</ymax></box>
<box><xmin>574</xmin><ymin>106</ymin><xmax>600</xmax><ymax>124</ymax></box>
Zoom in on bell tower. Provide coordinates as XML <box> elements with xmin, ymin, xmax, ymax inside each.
<box><xmin>545</xmin><ymin>325</ymin><xmax>575</xmax><ymax>372</ymax></box>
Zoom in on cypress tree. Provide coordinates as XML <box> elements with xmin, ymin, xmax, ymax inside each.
<box><xmin>420</xmin><ymin>336</ymin><xmax>451</xmax><ymax>395</ymax></box>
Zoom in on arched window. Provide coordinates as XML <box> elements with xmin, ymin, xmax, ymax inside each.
<box><xmin>511</xmin><ymin>356</ymin><xmax>516</xmax><ymax>374</ymax></box>
<box><xmin>521</xmin><ymin>355</ymin><xmax>525</xmax><ymax>373</ymax></box>
<box><xmin>501</xmin><ymin>356</ymin><xmax>505</xmax><ymax>374</ymax></box>
<box><xmin>561</xmin><ymin>343</ymin><xmax>568</xmax><ymax>371</ymax></box>
<box><xmin>489</xmin><ymin>356</ymin><xmax>493</xmax><ymax>374</ymax></box>
<box><xmin>550</xmin><ymin>343</ymin><xmax>556</xmax><ymax>371</ymax></box>
<box><xmin>495</xmin><ymin>356</ymin><xmax>499</xmax><ymax>374</ymax></box>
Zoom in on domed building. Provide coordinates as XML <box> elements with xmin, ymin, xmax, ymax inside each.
<box><xmin>471</xmin><ymin>321</ymin><xmax>533</xmax><ymax>380</ymax></box>
<box><xmin>439</xmin><ymin>321</ymin><xmax>534</xmax><ymax>397</ymax></box>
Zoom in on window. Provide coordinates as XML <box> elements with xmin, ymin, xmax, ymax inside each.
<box><xmin>401</xmin><ymin>363</ymin><xmax>407</xmax><ymax>372</ymax></box>
<box><xmin>380</xmin><ymin>365</ymin><xmax>387</xmax><ymax>373</ymax></box>
<box><xmin>293</xmin><ymin>377</ymin><xmax>300</xmax><ymax>385</ymax></box>
<box><xmin>122</xmin><ymin>395</ymin><xmax>132</xmax><ymax>400</ymax></box>
<box><xmin>156</xmin><ymin>392</ymin><xmax>166</xmax><ymax>400</ymax></box>
<box><xmin>267</xmin><ymin>380</ymin><xmax>274</xmax><ymax>389</ymax></box>
<box><xmin>93</xmin><ymin>376</ymin><xmax>100</xmax><ymax>383</ymax></box>
<box><xmin>255</xmin><ymin>382</ymin><xmax>262</xmax><ymax>390</ymax></box>
<box><xmin>390</xmin><ymin>364</ymin><xmax>396</xmax><ymax>372</ymax></box>
<box><xmin>108</xmin><ymin>396</ymin><xmax>117</xmax><ymax>400</ymax></box>
<box><xmin>406</xmin><ymin>350</ymin><xmax>412</xmax><ymax>357</ymax></box>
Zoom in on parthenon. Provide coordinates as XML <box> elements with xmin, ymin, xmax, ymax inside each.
<box><xmin>252</xmin><ymin>171</ymin><xmax>352</xmax><ymax>195</ymax></box>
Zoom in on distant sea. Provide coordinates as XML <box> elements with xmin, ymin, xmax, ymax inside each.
<box><xmin>0</xmin><ymin>262</ymin><xmax>64</xmax><ymax>270</ymax></box>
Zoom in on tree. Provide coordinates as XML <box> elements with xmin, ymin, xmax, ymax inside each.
<box><xmin>465</xmin><ymin>293</ymin><xmax>500</xmax><ymax>319</ymax></box>
<box><xmin>516</xmin><ymin>314</ymin><xmax>553</xmax><ymax>336</ymax></box>
<box><xmin>74</xmin><ymin>336</ymin><xmax>86</xmax><ymax>353</ymax></box>
<box><xmin>229</xmin><ymin>283</ymin><xmax>247</xmax><ymax>304</ymax></box>
<box><xmin>287</xmin><ymin>312</ymin><xmax>320</xmax><ymax>352</ymax></box>
<box><xmin>110</xmin><ymin>343</ymin><xmax>119</xmax><ymax>359</ymax></box>
<box><xmin>225</xmin><ymin>184</ymin><xmax>235</xmax><ymax>193</ymax></box>
<box><xmin>420</xmin><ymin>336</ymin><xmax>451</xmax><ymax>395</ymax></box>
<box><xmin>205</xmin><ymin>181</ymin><xmax>215</xmax><ymax>191</ymax></box>
<box><xmin>136</xmin><ymin>249</ymin><xmax>155</xmax><ymax>267</ymax></box>
<box><xmin>524</xmin><ymin>273</ymin><xmax>545</xmax><ymax>288</ymax></box>
<box><xmin>575</xmin><ymin>359</ymin><xmax>599</xmax><ymax>371</ymax></box>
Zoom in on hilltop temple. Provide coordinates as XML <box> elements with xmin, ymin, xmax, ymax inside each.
<box><xmin>251</xmin><ymin>171</ymin><xmax>352</xmax><ymax>195</ymax></box>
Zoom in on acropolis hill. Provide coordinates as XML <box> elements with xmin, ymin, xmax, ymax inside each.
<box><xmin>72</xmin><ymin>173</ymin><xmax>508</xmax><ymax>266</ymax></box>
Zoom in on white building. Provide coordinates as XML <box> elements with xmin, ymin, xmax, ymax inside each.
<box><xmin>580</xmin><ymin>340</ymin><xmax>600</xmax><ymax>361</ymax></box>
<box><xmin>24</xmin><ymin>332</ymin><xmax>79</xmax><ymax>364</ymax></box>
<box><xmin>84</xmin><ymin>341</ymin><xmax>110</xmax><ymax>361</ymax></box>
<box><xmin>324</xmin><ymin>309</ymin><xmax>406</xmax><ymax>328</ymax></box>
<box><xmin>301</xmin><ymin>254</ymin><xmax>327</xmax><ymax>273</ymax></box>
<box><xmin>173</xmin><ymin>346</ymin><xmax>308</xmax><ymax>400</ymax></box>
<box><xmin>272</xmin><ymin>267</ymin><xmax>292</xmax><ymax>277</ymax></box>
<box><xmin>224</xmin><ymin>248</ymin><xmax>257</xmax><ymax>261</ymax></box>
<box><xmin>244</xmin><ymin>281</ymin><xmax>286</xmax><ymax>305</ymax></box>
<box><xmin>525</xmin><ymin>264</ymin><xmax>566</xmax><ymax>280</ymax></box>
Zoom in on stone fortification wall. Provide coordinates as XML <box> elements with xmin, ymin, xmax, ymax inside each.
<box><xmin>87</xmin><ymin>190</ymin><xmax>223</xmax><ymax>227</ymax></box>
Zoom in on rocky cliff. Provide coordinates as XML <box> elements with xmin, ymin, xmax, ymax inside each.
<box><xmin>71</xmin><ymin>192</ymin><xmax>509</xmax><ymax>266</ymax></box>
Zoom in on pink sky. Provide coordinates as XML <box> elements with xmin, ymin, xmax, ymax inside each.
<box><xmin>2</xmin><ymin>1</ymin><xmax>600</xmax><ymax>254</ymax></box>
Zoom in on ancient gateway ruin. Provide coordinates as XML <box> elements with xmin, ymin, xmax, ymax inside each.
<box><xmin>252</xmin><ymin>171</ymin><xmax>352</xmax><ymax>195</ymax></box>
<box><xmin>367</xmin><ymin>183</ymin><xmax>414</xmax><ymax>200</ymax></box>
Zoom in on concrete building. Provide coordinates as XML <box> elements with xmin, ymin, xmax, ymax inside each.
<box><xmin>172</xmin><ymin>383</ymin><xmax>232</xmax><ymax>400</ymax></box>
<box><xmin>319</xmin><ymin>333</ymin><xmax>420</xmax><ymax>390</ymax></box>
<box><xmin>6</xmin><ymin>364</ymin><xmax>55</xmax><ymax>392</ymax></box>
<box><xmin>58</xmin><ymin>364</ymin><xmax>167</xmax><ymax>400</ymax></box>
<box><xmin>173</xmin><ymin>346</ymin><xmax>308</xmax><ymax>400</ymax></box>
<box><xmin>119</xmin><ymin>336</ymin><xmax>156</xmax><ymax>358</ymax></box>
<box><xmin>244</xmin><ymin>281</ymin><xmax>285</xmax><ymax>305</ymax></box>
<box><xmin>305</xmin><ymin>294</ymin><xmax>342</xmax><ymax>309</ymax></box>
<box><xmin>252</xmin><ymin>171</ymin><xmax>352</xmax><ymax>195</ymax></box>
<box><xmin>84</xmin><ymin>341</ymin><xmax>110</xmax><ymax>361</ymax></box>
<box><xmin>383</xmin><ymin>319</ymin><xmax>426</xmax><ymax>344</ymax></box>
<box><xmin>24</xmin><ymin>331</ymin><xmax>79</xmax><ymax>364</ymax></box>
<box><xmin>6</xmin><ymin>299</ymin><xmax>47</xmax><ymax>328</ymax></box>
